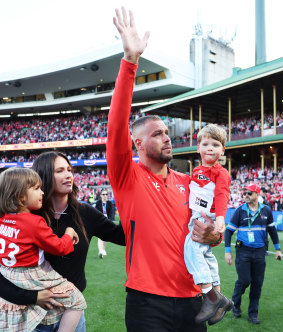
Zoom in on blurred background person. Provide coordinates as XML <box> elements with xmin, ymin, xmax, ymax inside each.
<box><xmin>95</xmin><ymin>188</ymin><xmax>114</xmax><ymax>258</ymax></box>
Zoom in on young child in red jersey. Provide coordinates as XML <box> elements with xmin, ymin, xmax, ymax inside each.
<box><xmin>0</xmin><ymin>167</ymin><xmax>86</xmax><ymax>332</ymax></box>
<box><xmin>184</xmin><ymin>124</ymin><xmax>233</xmax><ymax>325</ymax></box>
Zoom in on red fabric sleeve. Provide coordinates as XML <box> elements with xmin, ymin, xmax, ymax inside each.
<box><xmin>214</xmin><ymin>167</ymin><xmax>231</xmax><ymax>217</ymax></box>
<box><xmin>32</xmin><ymin>217</ymin><xmax>74</xmax><ymax>256</ymax></box>
<box><xmin>106</xmin><ymin>59</ymin><xmax>138</xmax><ymax>190</ymax></box>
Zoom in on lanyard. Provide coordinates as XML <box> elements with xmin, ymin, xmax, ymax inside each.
<box><xmin>247</xmin><ymin>206</ymin><xmax>261</xmax><ymax>230</ymax></box>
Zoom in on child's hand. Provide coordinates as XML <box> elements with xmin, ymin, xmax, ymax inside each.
<box><xmin>71</xmin><ymin>230</ymin><xmax>79</xmax><ymax>245</ymax></box>
<box><xmin>65</xmin><ymin>227</ymin><xmax>79</xmax><ymax>245</ymax></box>
<box><xmin>215</xmin><ymin>216</ymin><xmax>225</xmax><ymax>233</ymax></box>
<box><xmin>215</xmin><ymin>223</ymin><xmax>225</xmax><ymax>233</ymax></box>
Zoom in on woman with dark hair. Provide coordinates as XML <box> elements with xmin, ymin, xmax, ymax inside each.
<box><xmin>0</xmin><ymin>151</ymin><xmax>125</xmax><ymax>332</ymax></box>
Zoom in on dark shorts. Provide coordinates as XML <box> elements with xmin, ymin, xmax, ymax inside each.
<box><xmin>125</xmin><ymin>289</ymin><xmax>206</xmax><ymax>332</ymax></box>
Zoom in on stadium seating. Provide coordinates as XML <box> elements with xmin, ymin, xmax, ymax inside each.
<box><xmin>0</xmin><ymin>110</ymin><xmax>282</xmax><ymax>208</ymax></box>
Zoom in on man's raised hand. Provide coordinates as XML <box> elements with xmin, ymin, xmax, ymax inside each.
<box><xmin>113</xmin><ymin>7</ymin><xmax>150</xmax><ymax>64</ymax></box>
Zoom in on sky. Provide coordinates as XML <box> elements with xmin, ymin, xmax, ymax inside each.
<box><xmin>0</xmin><ymin>0</ymin><xmax>282</xmax><ymax>73</ymax></box>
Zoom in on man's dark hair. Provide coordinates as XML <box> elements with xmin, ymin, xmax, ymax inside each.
<box><xmin>131</xmin><ymin>115</ymin><xmax>162</xmax><ymax>135</ymax></box>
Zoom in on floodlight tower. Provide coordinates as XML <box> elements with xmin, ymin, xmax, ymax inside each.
<box><xmin>255</xmin><ymin>0</ymin><xmax>266</xmax><ymax>65</ymax></box>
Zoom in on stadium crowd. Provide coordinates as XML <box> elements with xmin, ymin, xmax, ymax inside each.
<box><xmin>0</xmin><ymin>148</ymin><xmax>139</xmax><ymax>163</ymax></box>
<box><xmin>229</xmin><ymin>165</ymin><xmax>283</xmax><ymax>210</ymax></box>
<box><xmin>222</xmin><ymin>110</ymin><xmax>283</xmax><ymax>136</ymax></box>
<box><xmin>0</xmin><ymin>110</ymin><xmax>141</xmax><ymax>145</ymax></box>
<box><xmin>171</xmin><ymin>110</ymin><xmax>283</xmax><ymax>146</ymax></box>
<box><xmin>0</xmin><ymin>150</ymin><xmax>107</xmax><ymax>163</ymax></box>
<box><xmin>1</xmin><ymin>109</ymin><xmax>282</xmax><ymax>146</ymax></box>
<box><xmin>0</xmin><ymin>111</ymin><xmax>281</xmax><ymax>211</ymax></box>
<box><xmin>72</xmin><ymin>164</ymin><xmax>283</xmax><ymax>211</ymax></box>
<box><xmin>74</xmin><ymin>168</ymin><xmax>110</xmax><ymax>203</ymax></box>
<box><xmin>0</xmin><ymin>113</ymin><xmax>107</xmax><ymax>144</ymax></box>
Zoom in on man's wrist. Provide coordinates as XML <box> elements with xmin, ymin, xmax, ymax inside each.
<box><xmin>210</xmin><ymin>233</ymin><xmax>223</xmax><ymax>247</ymax></box>
<box><xmin>123</xmin><ymin>55</ymin><xmax>140</xmax><ymax>64</ymax></box>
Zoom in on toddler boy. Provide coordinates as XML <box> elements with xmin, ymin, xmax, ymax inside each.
<box><xmin>184</xmin><ymin>124</ymin><xmax>233</xmax><ymax>325</ymax></box>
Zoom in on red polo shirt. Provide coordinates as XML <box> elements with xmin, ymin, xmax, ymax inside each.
<box><xmin>107</xmin><ymin>59</ymin><xmax>200</xmax><ymax>297</ymax></box>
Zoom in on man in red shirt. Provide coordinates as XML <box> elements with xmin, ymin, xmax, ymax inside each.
<box><xmin>107</xmin><ymin>7</ymin><xmax>222</xmax><ymax>332</ymax></box>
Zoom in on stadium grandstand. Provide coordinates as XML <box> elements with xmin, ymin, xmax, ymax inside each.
<box><xmin>0</xmin><ymin>29</ymin><xmax>282</xmax><ymax>228</ymax></box>
<box><xmin>141</xmin><ymin>56</ymin><xmax>283</xmax><ymax>226</ymax></box>
<box><xmin>0</xmin><ymin>42</ymin><xmax>198</xmax><ymax>204</ymax></box>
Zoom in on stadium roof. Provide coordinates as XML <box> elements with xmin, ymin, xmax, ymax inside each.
<box><xmin>0</xmin><ymin>43</ymin><xmax>194</xmax><ymax>115</ymax></box>
<box><xmin>141</xmin><ymin>57</ymin><xmax>283</xmax><ymax>122</ymax></box>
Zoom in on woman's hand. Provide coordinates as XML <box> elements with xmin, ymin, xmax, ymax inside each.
<box><xmin>36</xmin><ymin>289</ymin><xmax>69</xmax><ymax>310</ymax></box>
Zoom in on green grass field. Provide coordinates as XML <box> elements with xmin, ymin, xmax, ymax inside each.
<box><xmin>84</xmin><ymin>231</ymin><xmax>283</xmax><ymax>331</ymax></box>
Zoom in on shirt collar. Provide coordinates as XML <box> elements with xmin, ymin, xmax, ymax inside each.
<box><xmin>138</xmin><ymin>162</ymin><xmax>171</xmax><ymax>181</ymax></box>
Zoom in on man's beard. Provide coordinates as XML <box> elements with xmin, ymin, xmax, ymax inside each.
<box><xmin>146</xmin><ymin>150</ymin><xmax>173</xmax><ymax>164</ymax></box>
